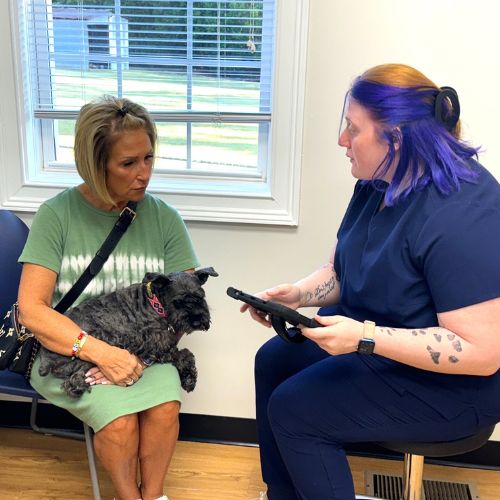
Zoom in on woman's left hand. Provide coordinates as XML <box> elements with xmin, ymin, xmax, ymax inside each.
<box><xmin>84</xmin><ymin>366</ymin><xmax>112</xmax><ymax>385</ymax></box>
<box><xmin>301</xmin><ymin>315</ymin><xmax>363</xmax><ymax>355</ymax></box>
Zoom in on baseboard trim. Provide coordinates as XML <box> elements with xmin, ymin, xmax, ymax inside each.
<box><xmin>0</xmin><ymin>400</ymin><xmax>498</xmax><ymax>470</ymax></box>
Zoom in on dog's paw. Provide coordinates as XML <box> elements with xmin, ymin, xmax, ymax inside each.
<box><xmin>62</xmin><ymin>373</ymin><xmax>92</xmax><ymax>399</ymax></box>
<box><xmin>180</xmin><ymin>369</ymin><xmax>197</xmax><ymax>392</ymax></box>
<box><xmin>38</xmin><ymin>363</ymin><xmax>50</xmax><ymax>377</ymax></box>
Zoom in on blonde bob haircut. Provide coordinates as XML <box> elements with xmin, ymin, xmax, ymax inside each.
<box><xmin>74</xmin><ymin>95</ymin><xmax>157</xmax><ymax>207</ymax></box>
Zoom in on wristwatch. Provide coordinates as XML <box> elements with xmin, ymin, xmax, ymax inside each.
<box><xmin>357</xmin><ymin>320</ymin><xmax>376</xmax><ymax>354</ymax></box>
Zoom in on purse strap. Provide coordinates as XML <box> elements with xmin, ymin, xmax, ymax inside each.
<box><xmin>54</xmin><ymin>201</ymin><xmax>137</xmax><ymax>314</ymax></box>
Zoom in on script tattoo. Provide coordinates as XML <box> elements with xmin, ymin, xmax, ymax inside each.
<box><xmin>427</xmin><ymin>345</ymin><xmax>441</xmax><ymax>364</ymax></box>
<box><xmin>312</xmin><ymin>275</ymin><xmax>337</xmax><ymax>303</ymax></box>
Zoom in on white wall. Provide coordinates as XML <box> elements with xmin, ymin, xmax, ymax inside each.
<box><xmin>2</xmin><ymin>0</ymin><xmax>499</xmax><ymax>440</ymax></box>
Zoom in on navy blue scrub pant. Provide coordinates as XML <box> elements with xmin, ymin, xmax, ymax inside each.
<box><xmin>255</xmin><ymin>336</ymin><xmax>489</xmax><ymax>500</ymax></box>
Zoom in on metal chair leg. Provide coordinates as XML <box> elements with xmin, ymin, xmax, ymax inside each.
<box><xmin>30</xmin><ymin>396</ymin><xmax>84</xmax><ymax>439</ymax></box>
<box><xmin>84</xmin><ymin>423</ymin><xmax>101</xmax><ymax>500</ymax></box>
<box><xmin>402</xmin><ymin>453</ymin><xmax>424</xmax><ymax>500</ymax></box>
<box><xmin>29</xmin><ymin>396</ymin><xmax>101</xmax><ymax>499</ymax></box>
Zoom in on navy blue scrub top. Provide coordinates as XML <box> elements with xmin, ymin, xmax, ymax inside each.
<box><xmin>323</xmin><ymin>160</ymin><xmax>500</xmax><ymax>420</ymax></box>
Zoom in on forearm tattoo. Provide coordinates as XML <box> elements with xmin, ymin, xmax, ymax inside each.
<box><xmin>427</xmin><ymin>345</ymin><xmax>441</xmax><ymax>364</ymax></box>
<box><xmin>303</xmin><ymin>273</ymin><xmax>337</xmax><ymax>305</ymax></box>
<box><xmin>379</xmin><ymin>326</ymin><xmax>463</xmax><ymax>366</ymax></box>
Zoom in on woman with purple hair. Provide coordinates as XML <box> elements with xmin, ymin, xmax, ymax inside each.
<box><xmin>240</xmin><ymin>64</ymin><xmax>500</xmax><ymax>499</ymax></box>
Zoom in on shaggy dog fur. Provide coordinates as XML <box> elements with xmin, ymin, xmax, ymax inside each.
<box><xmin>38</xmin><ymin>267</ymin><xmax>218</xmax><ymax>398</ymax></box>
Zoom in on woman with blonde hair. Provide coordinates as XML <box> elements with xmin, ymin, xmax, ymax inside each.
<box><xmin>19</xmin><ymin>95</ymin><xmax>199</xmax><ymax>500</ymax></box>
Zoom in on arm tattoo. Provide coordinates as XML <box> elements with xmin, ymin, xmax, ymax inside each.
<box><xmin>427</xmin><ymin>345</ymin><xmax>441</xmax><ymax>364</ymax></box>
<box><xmin>380</xmin><ymin>327</ymin><xmax>395</xmax><ymax>336</ymax></box>
<box><xmin>307</xmin><ymin>275</ymin><xmax>337</xmax><ymax>304</ymax></box>
<box><xmin>412</xmin><ymin>329</ymin><xmax>427</xmax><ymax>336</ymax></box>
<box><xmin>375</xmin><ymin>325</ymin><xmax>463</xmax><ymax>367</ymax></box>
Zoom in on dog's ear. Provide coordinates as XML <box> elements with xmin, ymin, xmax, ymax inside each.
<box><xmin>142</xmin><ymin>272</ymin><xmax>171</xmax><ymax>287</ymax></box>
<box><xmin>194</xmin><ymin>267</ymin><xmax>218</xmax><ymax>285</ymax></box>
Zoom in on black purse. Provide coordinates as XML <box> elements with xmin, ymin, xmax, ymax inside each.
<box><xmin>0</xmin><ymin>202</ymin><xmax>137</xmax><ymax>378</ymax></box>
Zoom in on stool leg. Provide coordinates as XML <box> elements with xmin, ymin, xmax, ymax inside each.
<box><xmin>402</xmin><ymin>453</ymin><xmax>424</xmax><ymax>500</ymax></box>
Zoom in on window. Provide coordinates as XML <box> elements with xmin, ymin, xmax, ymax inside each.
<box><xmin>2</xmin><ymin>0</ymin><xmax>309</xmax><ymax>225</ymax></box>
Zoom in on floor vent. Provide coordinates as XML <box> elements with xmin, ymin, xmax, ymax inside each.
<box><xmin>364</xmin><ymin>472</ymin><xmax>480</xmax><ymax>500</ymax></box>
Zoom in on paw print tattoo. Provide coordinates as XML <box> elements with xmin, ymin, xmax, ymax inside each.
<box><xmin>427</xmin><ymin>345</ymin><xmax>441</xmax><ymax>364</ymax></box>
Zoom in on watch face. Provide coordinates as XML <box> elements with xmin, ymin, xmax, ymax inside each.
<box><xmin>357</xmin><ymin>338</ymin><xmax>375</xmax><ymax>355</ymax></box>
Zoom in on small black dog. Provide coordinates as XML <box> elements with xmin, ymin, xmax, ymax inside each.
<box><xmin>38</xmin><ymin>267</ymin><xmax>218</xmax><ymax>398</ymax></box>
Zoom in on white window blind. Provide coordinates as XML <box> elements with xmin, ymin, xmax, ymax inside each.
<box><xmin>3</xmin><ymin>0</ymin><xmax>309</xmax><ymax>224</ymax></box>
<box><xmin>29</xmin><ymin>0</ymin><xmax>273</xmax><ymax>176</ymax></box>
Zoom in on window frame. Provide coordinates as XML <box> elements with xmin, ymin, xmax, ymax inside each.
<box><xmin>1</xmin><ymin>0</ymin><xmax>309</xmax><ymax>226</ymax></box>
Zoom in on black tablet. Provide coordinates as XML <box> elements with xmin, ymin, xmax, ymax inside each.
<box><xmin>227</xmin><ymin>287</ymin><xmax>320</xmax><ymax>343</ymax></box>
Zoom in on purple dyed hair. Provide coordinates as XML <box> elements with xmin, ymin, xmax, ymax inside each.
<box><xmin>348</xmin><ymin>65</ymin><xmax>479</xmax><ymax>205</ymax></box>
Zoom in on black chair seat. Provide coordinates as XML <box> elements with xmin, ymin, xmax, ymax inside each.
<box><xmin>379</xmin><ymin>424</ymin><xmax>495</xmax><ymax>457</ymax></box>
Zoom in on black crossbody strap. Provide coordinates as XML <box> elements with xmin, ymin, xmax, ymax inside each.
<box><xmin>54</xmin><ymin>201</ymin><xmax>137</xmax><ymax>313</ymax></box>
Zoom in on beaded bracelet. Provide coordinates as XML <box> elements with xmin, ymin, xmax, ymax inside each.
<box><xmin>71</xmin><ymin>330</ymin><xmax>88</xmax><ymax>360</ymax></box>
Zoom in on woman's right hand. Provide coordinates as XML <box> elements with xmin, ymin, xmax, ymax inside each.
<box><xmin>240</xmin><ymin>284</ymin><xmax>302</xmax><ymax>328</ymax></box>
<box><xmin>93</xmin><ymin>345</ymin><xmax>144</xmax><ymax>386</ymax></box>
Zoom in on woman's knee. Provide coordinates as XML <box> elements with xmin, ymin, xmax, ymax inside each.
<box><xmin>142</xmin><ymin>400</ymin><xmax>180</xmax><ymax>427</ymax></box>
<box><xmin>267</xmin><ymin>382</ymin><xmax>302</xmax><ymax>434</ymax></box>
<box><xmin>255</xmin><ymin>336</ymin><xmax>284</xmax><ymax>367</ymax></box>
<box><xmin>95</xmin><ymin>413</ymin><xmax>139</xmax><ymax>448</ymax></box>
<box><xmin>255</xmin><ymin>336</ymin><xmax>305</xmax><ymax>381</ymax></box>
<box><xmin>267</xmin><ymin>374</ymin><xmax>332</xmax><ymax>443</ymax></box>
<box><xmin>255</xmin><ymin>336</ymin><xmax>329</xmax><ymax>382</ymax></box>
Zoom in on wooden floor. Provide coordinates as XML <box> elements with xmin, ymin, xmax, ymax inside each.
<box><xmin>0</xmin><ymin>428</ymin><xmax>498</xmax><ymax>499</ymax></box>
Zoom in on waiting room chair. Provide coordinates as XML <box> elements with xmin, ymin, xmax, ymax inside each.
<box><xmin>0</xmin><ymin>208</ymin><xmax>101</xmax><ymax>500</ymax></box>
